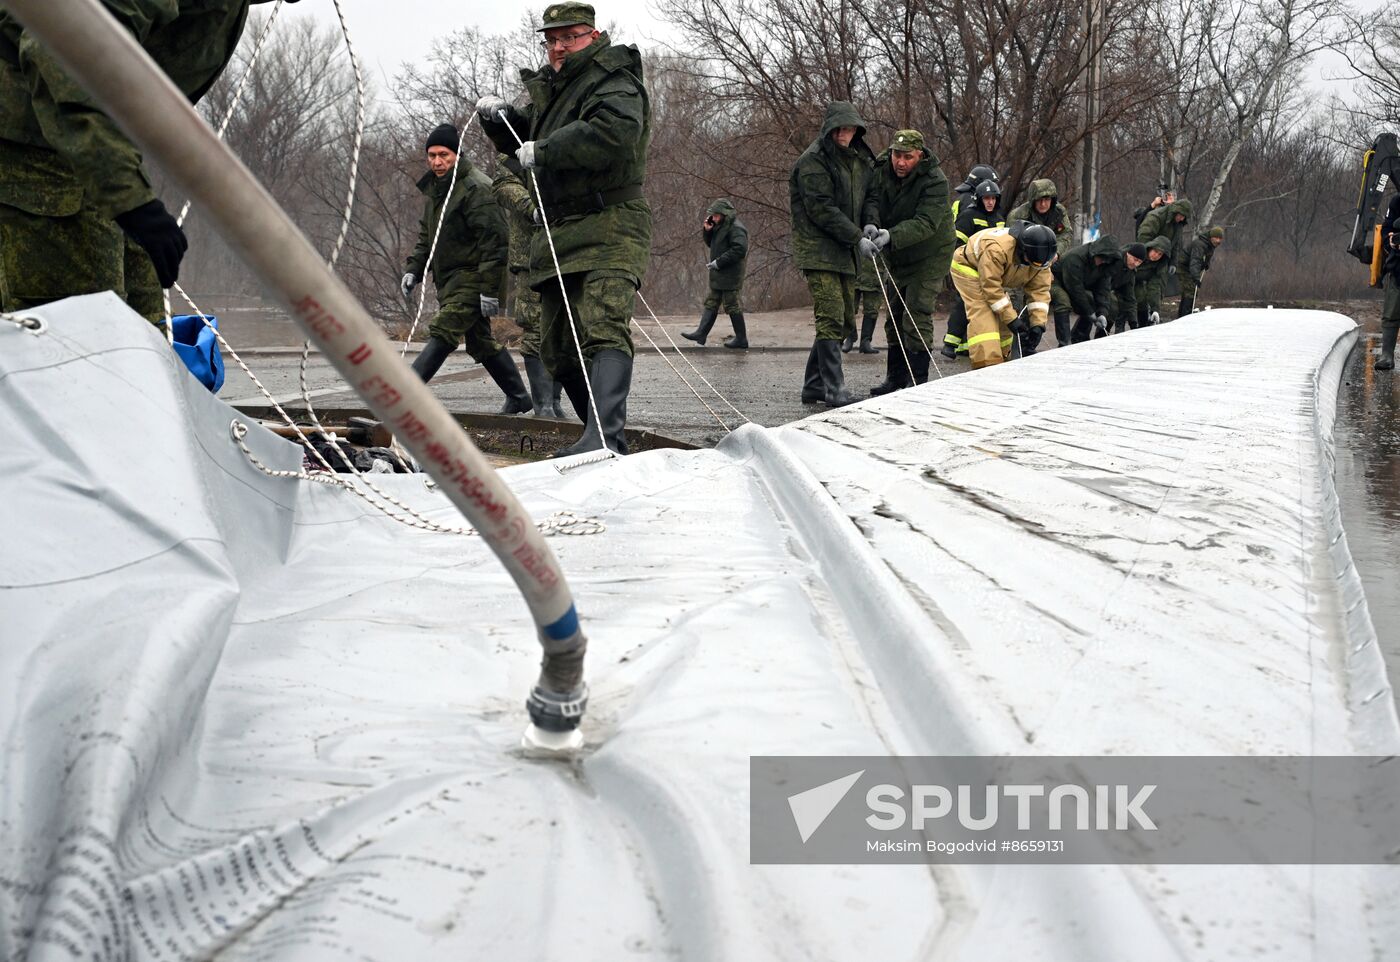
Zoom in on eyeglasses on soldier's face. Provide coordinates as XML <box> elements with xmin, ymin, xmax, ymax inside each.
<box><xmin>540</xmin><ymin>29</ymin><xmax>594</xmax><ymax>50</ymax></box>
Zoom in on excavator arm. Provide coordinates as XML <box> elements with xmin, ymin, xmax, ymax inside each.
<box><xmin>1347</xmin><ymin>132</ymin><xmax>1399</xmax><ymax>287</ymax></box>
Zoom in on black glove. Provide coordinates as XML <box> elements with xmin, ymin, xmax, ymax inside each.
<box><xmin>1023</xmin><ymin>325</ymin><xmax>1044</xmax><ymax>351</ymax></box>
<box><xmin>115</xmin><ymin>199</ymin><xmax>187</xmax><ymax>289</ymax></box>
<box><xmin>1008</xmin><ymin>315</ymin><xmax>1030</xmax><ymax>335</ymax></box>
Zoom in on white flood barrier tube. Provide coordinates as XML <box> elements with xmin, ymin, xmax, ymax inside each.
<box><xmin>0</xmin><ymin>0</ymin><xmax>587</xmax><ymax>734</ymax></box>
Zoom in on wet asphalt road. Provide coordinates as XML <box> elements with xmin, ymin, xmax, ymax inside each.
<box><xmin>211</xmin><ymin>299</ymin><xmax>1398</xmax><ymax>709</ymax></box>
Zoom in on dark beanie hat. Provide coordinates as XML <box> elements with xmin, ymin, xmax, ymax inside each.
<box><xmin>425</xmin><ymin>124</ymin><xmax>459</xmax><ymax>153</ymax></box>
<box><xmin>1125</xmin><ymin>242</ymin><xmax>1148</xmax><ymax>261</ymax></box>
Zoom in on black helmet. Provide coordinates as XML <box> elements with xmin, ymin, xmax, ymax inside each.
<box><xmin>968</xmin><ymin>164</ymin><xmax>998</xmax><ymax>184</ymax></box>
<box><xmin>1015</xmin><ymin>223</ymin><xmax>1057</xmax><ymax>267</ymax></box>
<box><xmin>974</xmin><ymin>179</ymin><xmax>1002</xmax><ymax>201</ymax></box>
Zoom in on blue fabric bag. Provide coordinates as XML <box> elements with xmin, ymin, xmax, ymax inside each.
<box><xmin>169</xmin><ymin>314</ymin><xmax>225</xmax><ymax>393</ymax></box>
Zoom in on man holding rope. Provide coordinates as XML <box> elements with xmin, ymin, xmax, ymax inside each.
<box><xmin>0</xmin><ymin>0</ymin><xmax>295</xmax><ymax>323</ymax></box>
<box><xmin>477</xmin><ymin>1</ymin><xmax>651</xmax><ymax>457</ymax></box>
<box><xmin>402</xmin><ymin>124</ymin><xmax>532</xmax><ymax>414</ymax></box>
<box><xmin>862</xmin><ymin>128</ymin><xmax>955</xmax><ymax>396</ymax></box>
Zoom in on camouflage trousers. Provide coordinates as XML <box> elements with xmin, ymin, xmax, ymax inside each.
<box><xmin>702</xmin><ymin>285</ymin><xmax>743</xmax><ymax>314</ymax></box>
<box><xmin>1049</xmin><ymin>280</ymin><xmax>1072</xmax><ymax>316</ymax></box>
<box><xmin>0</xmin><ymin>198</ymin><xmax>162</xmax><ymax>324</ymax></box>
<box><xmin>853</xmin><ymin>287</ymin><xmax>881</xmax><ymax>323</ymax></box>
<box><xmin>538</xmin><ymin>269</ymin><xmax>636</xmax><ymax>380</ymax></box>
<box><xmin>881</xmin><ymin>270</ymin><xmax>938</xmax><ymax>356</ymax></box>
<box><xmin>428</xmin><ymin>279</ymin><xmax>503</xmax><ymax>363</ymax></box>
<box><xmin>804</xmin><ymin>269</ymin><xmax>856</xmax><ymax>342</ymax></box>
<box><xmin>1179</xmin><ymin>272</ymin><xmax>1202</xmax><ymax>300</ymax></box>
<box><xmin>511</xmin><ymin>271</ymin><xmax>543</xmax><ymax>357</ymax></box>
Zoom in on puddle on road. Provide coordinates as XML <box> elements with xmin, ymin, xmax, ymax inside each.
<box><xmin>1334</xmin><ymin>323</ymin><xmax>1400</xmax><ymax>714</ymax></box>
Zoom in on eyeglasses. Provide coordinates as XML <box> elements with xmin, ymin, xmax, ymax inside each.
<box><xmin>539</xmin><ymin>29</ymin><xmax>593</xmax><ymax>50</ymax></box>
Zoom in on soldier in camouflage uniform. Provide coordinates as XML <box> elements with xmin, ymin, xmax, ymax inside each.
<box><xmin>401</xmin><ymin>124</ymin><xmax>531</xmax><ymax>414</ymax></box>
<box><xmin>1133</xmin><ymin>236</ymin><xmax>1174</xmax><ymax>327</ymax></box>
<box><xmin>862</xmin><ymin>128</ymin><xmax>955</xmax><ymax>394</ymax></box>
<box><xmin>844</xmin><ymin>253</ymin><xmax>882</xmax><ymax>354</ymax></box>
<box><xmin>0</xmin><ymin>0</ymin><xmax>294</xmax><ymax>323</ymax></box>
<box><xmin>1175</xmin><ymin>225</ymin><xmax>1224</xmax><ymax>317</ymax></box>
<box><xmin>492</xmin><ymin>153</ymin><xmax>565</xmax><ymax>417</ymax></box>
<box><xmin>682</xmin><ymin>198</ymin><xmax>749</xmax><ymax>348</ymax></box>
<box><xmin>789</xmin><ymin>100</ymin><xmax>877</xmax><ymax>407</ymax></box>
<box><xmin>1007</xmin><ymin>179</ymin><xmax>1073</xmax><ymax>348</ymax></box>
<box><xmin>478</xmin><ymin>1</ymin><xmax>651</xmax><ymax>456</ymax></box>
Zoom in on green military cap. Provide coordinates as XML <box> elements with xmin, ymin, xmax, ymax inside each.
<box><xmin>889</xmin><ymin>129</ymin><xmax>925</xmax><ymax>152</ymax></box>
<box><xmin>1209</xmin><ymin>226</ymin><xmax>1225</xmax><ymax>239</ymax></box>
<box><xmin>538</xmin><ymin>2</ymin><xmax>596</xmax><ymax>31</ymax></box>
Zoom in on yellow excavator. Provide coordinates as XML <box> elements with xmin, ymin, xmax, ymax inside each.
<box><xmin>1348</xmin><ymin>132</ymin><xmax>1399</xmax><ymax>287</ymax></box>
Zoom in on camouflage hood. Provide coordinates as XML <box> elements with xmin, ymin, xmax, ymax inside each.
<box><xmin>1027</xmin><ymin>178</ymin><xmax>1058</xmax><ymax>203</ymax></box>
<box><xmin>1087</xmin><ymin>234</ymin><xmax>1119</xmax><ymax>261</ymax></box>
<box><xmin>706</xmin><ymin>198</ymin><xmax>737</xmax><ymax>220</ymax></box>
<box><xmin>1146</xmin><ymin>236</ymin><xmax>1173</xmax><ymax>257</ymax></box>
<box><xmin>819</xmin><ymin>101</ymin><xmax>867</xmax><ymax>147</ymax></box>
<box><xmin>1166</xmin><ymin>198</ymin><xmax>1193</xmax><ymax>223</ymax></box>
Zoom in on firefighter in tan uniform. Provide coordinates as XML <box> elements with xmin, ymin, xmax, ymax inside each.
<box><xmin>949</xmin><ymin>222</ymin><xmax>1058</xmax><ymax>369</ymax></box>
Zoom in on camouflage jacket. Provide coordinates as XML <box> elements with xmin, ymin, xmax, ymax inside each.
<box><xmin>0</xmin><ymin>1</ymin><xmax>255</xmax><ymax>219</ymax></box>
<box><xmin>702</xmin><ymin>198</ymin><xmax>748</xmax><ymax>290</ymax></box>
<box><xmin>789</xmin><ymin>101</ymin><xmax>877</xmax><ymax>277</ymax></box>
<box><xmin>491</xmin><ymin>154</ymin><xmax>537</xmax><ymax>275</ymax></box>
<box><xmin>1136</xmin><ymin>197</ymin><xmax>1194</xmax><ymax>262</ymax></box>
<box><xmin>867</xmin><ymin>147</ymin><xmax>955</xmax><ymax>285</ymax></box>
<box><xmin>1007</xmin><ymin>179</ymin><xmax>1072</xmax><ymax>256</ymax></box>
<box><xmin>1052</xmin><ymin>235</ymin><xmax>1121</xmax><ymax>318</ymax></box>
<box><xmin>481</xmin><ymin>34</ymin><xmax>651</xmax><ymax>290</ymax></box>
<box><xmin>1177</xmin><ymin>230</ymin><xmax>1217</xmax><ymax>282</ymax></box>
<box><xmin>406</xmin><ymin>162</ymin><xmax>507</xmax><ymax>299</ymax></box>
<box><xmin>1133</xmin><ymin>236</ymin><xmax>1175</xmax><ymax>313</ymax></box>
<box><xmin>1106</xmin><ymin>248</ymin><xmax>1138</xmax><ymax>326</ymax></box>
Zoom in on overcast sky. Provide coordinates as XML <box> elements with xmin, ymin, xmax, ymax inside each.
<box><xmin>292</xmin><ymin>0</ymin><xmax>1366</xmax><ymax>103</ymax></box>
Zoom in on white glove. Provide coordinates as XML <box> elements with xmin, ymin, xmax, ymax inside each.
<box><xmin>862</xmin><ymin>224</ymin><xmax>880</xmax><ymax>240</ymax></box>
<box><xmin>400</xmin><ymin>272</ymin><xmax>417</xmax><ymax>299</ymax></box>
<box><xmin>706</xmin><ymin>259</ymin><xmax>718</xmax><ymax>270</ymax></box>
<box><xmin>475</xmin><ymin>95</ymin><xmax>508</xmax><ymax>121</ymax></box>
<box><xmin>1093</xmin><ymin>313</ymin><xmax>1108</xmax><ymax>336</ymax></box>
<box><xmin>858</xmin><ymin>237</ymin><xmax>880</xmax><ymax>259</ymax></box>
<box><xmin>873</xmin><ymin>228</ymin><xmax>891</xmax><ymax>250</ymax></box>
<box><xmin>1148</xmin><ymin>310</ymin><xmax>1160</xmax><ymax>325</ymax></box>
<box><xmin>515</xmin><ymin>141</ymin><xmax>537</xmax><ymax>169</ymax></box>
<box><xmin>480</xmin><ymin>294</ymin><xmax>500</xmax><ymax>317</ymax></box>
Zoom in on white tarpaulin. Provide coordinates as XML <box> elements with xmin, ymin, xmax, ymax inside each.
<box><xmin>2</xmin><ymin>295</ymin><xmax>1397</xmax><ymax>960</ymax></box>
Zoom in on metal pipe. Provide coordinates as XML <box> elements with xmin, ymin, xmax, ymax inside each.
<box><xmin>2</xmin><ymin>0</ymin><xmax>588</xmax><ymax>735</ymax></box>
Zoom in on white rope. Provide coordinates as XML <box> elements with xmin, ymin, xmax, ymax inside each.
<box><xmin>634</xmin><ymin>290</ymin><xmax>752</xmax><ymax>426</ymax></box>
<box><xmin>494</xmin><ymin>111</ymin><xmax>611</xmax><ymax>455</ymax></box>
<box><xmin>401</xmin><ymin>116</ymin><xmax>476</xmax><ymax>355</ymax></box>
<box><xmin>868</xmin><ymin>256</ymin><xmax>918</xmax><ymax>386</ymax></box>
<box><xmin>631</xmin><ymin>319</ymin><xmax>732</xmax><ymax>434</ymax></box>
<box><xmin>872</xmin><ymin>254</ymin><xmax>946</xmax><ymax>381</ymax></box>
<box><xmin>0</xmin><ymin>310</ymin><xmax>43</xmax><ymax>332</ymax></box>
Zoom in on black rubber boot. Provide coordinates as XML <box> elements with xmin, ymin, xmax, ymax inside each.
<box><xmin>522</xmin><ymin>354</ymin><xmax>556</xmax><ymax>416</ymax></box>
<box><xmin>411</xmin><ymin>335</ymin><xmax>456</xmax><ymax>383</ymax></box>
<box><xmin>682</xmin><ymin>308</ymin><xmax>718</xmax><ymax>345</ymax></box>
<box><xmin>558</xmin><ymin>369</ymin><xmax>590</xmax><ymax>422</ymax></box>
<box><xmin>1054</xmin><ymin>312</ymin><xmax>1071</xmax><ymax>347</ymax></box>
<box><xmin>1178</xmin><ymin>296</ymin><xmax>1195</xmax><ymax>319</ymax></box>
<box><xmin>869</xmin><ymin>348</ymin><xmax>910</xmax><ymax>396</ymax></box>
<box><xmin>551</xmin><ymin>380</ymin><xmax>566</xmax><ymax>418</ymax></box>
<box><xmin>841</xmin><ymin>328</ymin><xmax>856</xmax><ymax>353</ymax></box>
<box><xmin>1377</xmin><ymin>324</ymin><xmax>1398</xmax><ymax>371</ymax></box>
<box><xmin>1070</xmin><ymin>315</ymin><xmax>1094</xmax><ymax>344</ymax></box>
<box><xmin>940</xmin><ymin>340</ymin><xmax>958</xmax><ymax>359</ymax></box>
<box><xmin>553</xmin><ymin>349</ymin><xmax>632</xmax><ymax>457</ymax></box>
<box><xmin>723</xmin><ymin>313</ymin><xmax>749</xmax><ymax>349</ymax></box>
<box><xmin>801</xmin><ymin>343</ymin><xmax>823</xmax><ymax>403</ymax></box>
<box><xmin>482</xmin><ymin>349</ymin><xmax>533</xmax><ymax>414</ymax></box>
<box><xmin>858</xmin><ymin>314</ymin><xmax>881</xmax><ymax>353</ymax></box>
<box><xmin>816</xmin><ymin>338</ymin><xmax>855</xmax><ymax>406</ymax></box>
<box><xmin>910</xmin><ymin>350</ymin><xmax>931</xmax><ymax>384</ymax></box>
